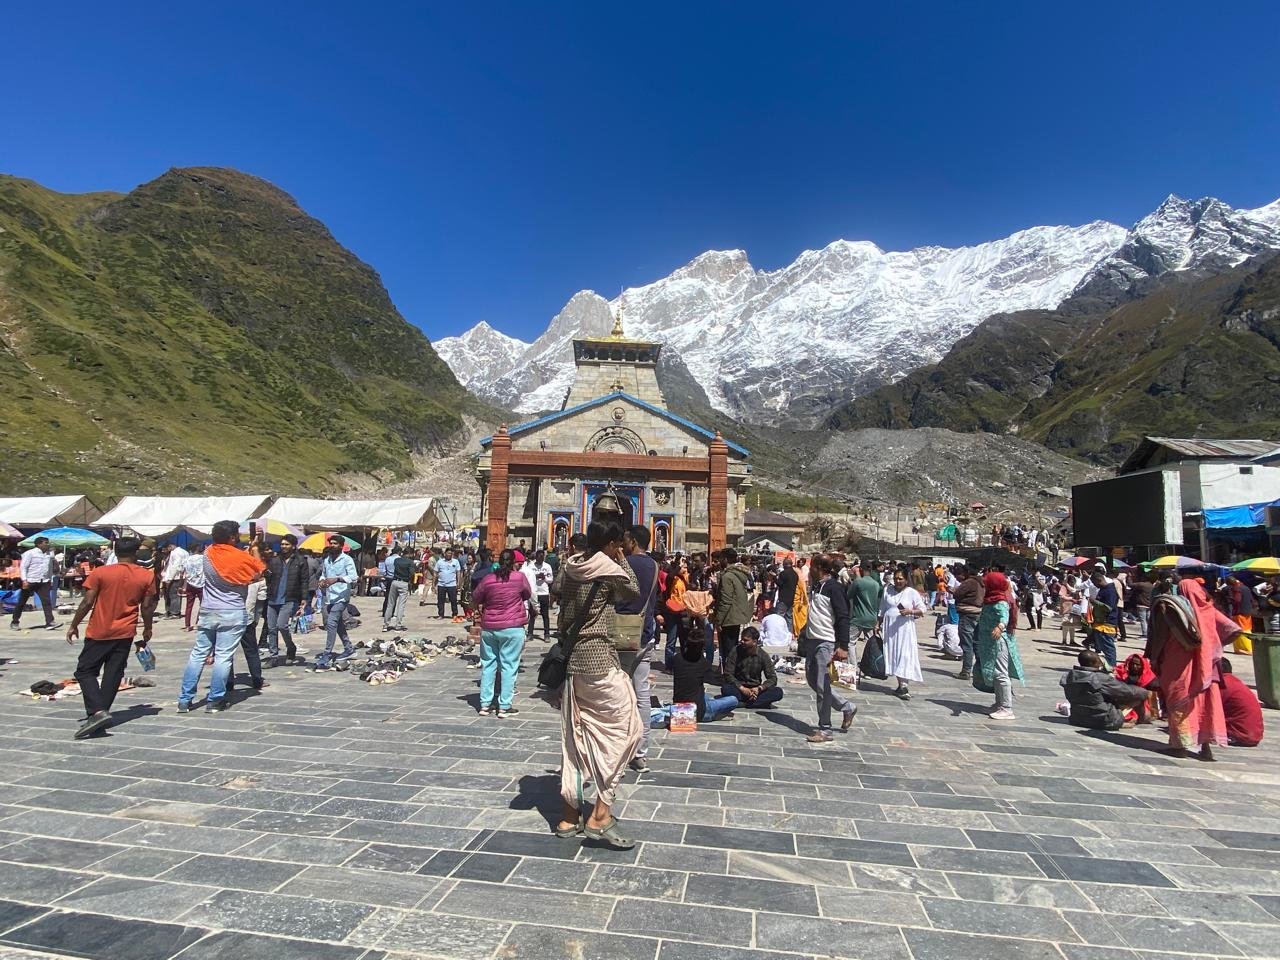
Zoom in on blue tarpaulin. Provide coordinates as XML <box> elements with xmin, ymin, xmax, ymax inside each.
<box><xmin>1203</xmin><ymin>498</ymin><xmax>1280</xmax><ymax>529</ymax></box>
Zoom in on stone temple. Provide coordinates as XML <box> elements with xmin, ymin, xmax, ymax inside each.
<box><xmin>475</xmin><ymin>313</ymin><xmax>751</xmax><ymax>554</ymax></box>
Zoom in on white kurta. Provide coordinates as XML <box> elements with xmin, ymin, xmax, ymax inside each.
<box><xmin>879</xmin><ymin>586</ymin><xmax>925</xmax><ymax>682</ymax></box>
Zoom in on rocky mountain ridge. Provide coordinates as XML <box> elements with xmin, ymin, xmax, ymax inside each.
<box><xmin>437</xmin><ymin>194</ymin><xmax>1280</xmax><ymax>425</ymax></box>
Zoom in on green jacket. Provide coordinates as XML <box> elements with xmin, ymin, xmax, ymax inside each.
<box><xmin>713</xmin><ymin>564</ymin><xmax>753</xmax><ymax>627</ymax></box>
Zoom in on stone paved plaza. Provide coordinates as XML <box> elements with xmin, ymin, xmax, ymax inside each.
<box><xmin>0</xmin><ymin>600</ymin><xmax>1278</xmax><ymax>960</ymax></box>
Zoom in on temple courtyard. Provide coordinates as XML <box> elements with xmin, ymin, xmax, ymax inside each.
<box><xmin>0</xmin><ymin>606</ymin><xmax>1278</xmax><ymax>960</ymax></box>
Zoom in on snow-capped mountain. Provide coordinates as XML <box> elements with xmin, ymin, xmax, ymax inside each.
<box><xmin>437</xmin><ymin>194</ymin><xmax>1280</xmax><ymax>425</ymax></box>
<box><xmin>1075</xmin><ymin>195</ymin><xmax>1280</xmax><ymax>298</ymax></box>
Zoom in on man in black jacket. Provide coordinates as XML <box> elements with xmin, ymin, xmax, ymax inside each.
<box><xmin>803</xmin><ymin>555</ymin><xmax>856</xmax><ymax>743</ymax></box>
<box><xmin>720</xmin><ymin>626</ymin><xmax>783</xmax><ymax>709</ymax></box>
<box><xmin>776</xmin><ymin>558</ymin><xmax>799</xmax><ymax>630</ymax></box>
<box><xmin>264</xmin><ymin>534</ymin><xmax>313</xmax><ymax>666</ymax></box>
<box><xmin>1060</xmin><ymin>650</ymin><xmax>1148</xmax><ymax>730</ymax></box>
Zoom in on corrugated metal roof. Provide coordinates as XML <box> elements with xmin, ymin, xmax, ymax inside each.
<box><xmin>745</xmin><ymin>508</ymin><xmax>805</xmax><ymax>528</ymax></box>
<box><xmin>1146</xmin><ymin>437</ymin><xmax>1276</xmax><ymax>458</ymax></box>
<box><xmin>1120</xmin><ymin>436</ymin><xmax>1278</xmax><ymax>474</ymax></box>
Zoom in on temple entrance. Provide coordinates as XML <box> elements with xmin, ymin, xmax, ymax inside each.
<box><xmin>585</xmin><ymin>483</ymin><xmax>639</xmax><ymax>531</ymax></box>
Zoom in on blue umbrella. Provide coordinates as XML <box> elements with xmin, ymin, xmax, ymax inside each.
<box><xmin>18</xmin><ymin>526</ymin><xmax>109</xmax><ymax>547</ymax></box>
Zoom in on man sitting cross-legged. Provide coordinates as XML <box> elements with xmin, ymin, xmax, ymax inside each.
<box><xmin>719</xmin><ymin>625</ymin><xmax>784</xmax><ymax>710</ymax></box>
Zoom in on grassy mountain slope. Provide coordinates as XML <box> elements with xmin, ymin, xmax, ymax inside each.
<box><xmin>0</xmin><ymin>167</ymin><xmax>486</xmax><ymax>499</ymax></box>
<box><xmin>827</xmin><ymin>255</ymin><xmax>1280</xmax><ymax>463</ymax></box>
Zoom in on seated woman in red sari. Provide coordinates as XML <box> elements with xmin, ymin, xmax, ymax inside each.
<box><xmin>1145</xmin><ymin>577</ymin><xmax>1240</xmax><ymax>761</ymax></box>
<box><xmin>1218</xmin><ymin>658</ymin><xmax>1264</xmax><ymax>747</ymax></box>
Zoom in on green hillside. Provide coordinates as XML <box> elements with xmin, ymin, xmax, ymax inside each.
<box><xmin>828</xmin><ymin>255</ymin><xmax>1280</xmax><ymax>463</ymax></box>
<box><xmin>0</xmin><ymin>167</ymin><xmax>484</xmax><ymax>499</ymax></box>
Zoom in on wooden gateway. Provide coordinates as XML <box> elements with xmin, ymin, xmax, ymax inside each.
<box><xmin>475</xmin><ymin>313</ymin><xmax>751</xmax><ymax>554</ymax></box>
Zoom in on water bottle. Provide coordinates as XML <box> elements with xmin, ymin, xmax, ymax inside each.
<box><xmin>136</xmin><ymin>646</ymin><xmax>156</xmax><ymax>672</ymax></box>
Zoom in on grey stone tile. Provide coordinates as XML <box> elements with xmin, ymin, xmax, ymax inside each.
<box><xmin>311</xmin><ymin>797</ymin><xmax>421</xmax><ymax>822</ymax></box>
<box><xmin>908</xmin><ymin>846</ymin><xmax>1044</xmax><ymax>878</ymax></box>
<box><xmin>0</xmin><ymin>901</ymin><xmax>48</xmax><ymax>937</ymax></box>
<box><xmin>450</xmin><ymin>853</ymin><xmax>519</xmax><ymax>882</ymax></box>
<box><xmin>415</xmin><ymin>849</ymin><xmax>469</xmax><ymax>876</ymax></box>
<box><xmin>0</xmin><ymin>860</ymin><xmax>90</xmax><ymax>904</ymax></box>
<box><xmin>219</xmin><ymin>788</ymin><xmax>328</xmax><ymax>813</ymax></box>
<box><xmin>754</xmin><ymin>912</ymin><xmax>911</xmax><ymax>959</ymax></box>
<box><xmin>588</xmin><ymin>864</ymin><xmax>687</xmax><ymax>900</ymax></box>
<box><xmin>947</xmin><ymin>873</ymin><xmax>1094</xmax><ymax>912</ymax></box>
<box><xmin>638</xmin><ymin>843</ymin><xmax>729</xmax><ymax>874</ymax></box>
<box><xmin>161</xmin><ymin>853</ymin><xmax>305</xmax><ymax>891</ymax></box>
<box><xmin>685</xmin><ymin>872</ymin><xmax>819</xmax><ymax>916</ymax></box>
<box><xmin>609</xmin><ymin>899</ymin><xmax>753</xmax><ymax>947</ymax></box>
<box><xmin>683</xmin><ymin>824</ymin><xmax>796</xmax><ymax>855</ymax></box>
<box><xmin>168</xmin><ymin>930</ymin><xmax>369</xmax><ymax>960</ymax></box>
<box><xmin>500</xmin><ymin>923</ymin><xmax>658</xmax><ymax>960</ymax></box>
<box><xmin>232</xmin><ymin>809</ymin><xmax>351</xmax><ymax>836</ymax></box>
<box><xmin>726</xmin><ymin>850</ymin><xmax>851</xmax><ymax>886</ymax></box>
<box><xmin>375</xmin><ymin>910</ymin><xmax>510</xmax><ymax>959</ymax></box>
<box><xmin>1219</xmin><ymin>921</ymin><xmax>1280</xmax><ymax>959</ymax></box>
<box><xmin>21</xmin><ymin>789</ymin><xmax>137</xmax><ymax>816</ymax></box>
<box><xmin>922</xmin><ymin>896</ymin><xmax>1080</xmax><ymax>943</ymax></box>
<box><xmin>437</xmin><ymin>879</ymin><xmax>615</xmax><ymax>929</ymax></box>
<box><xmin>344</xmin><ymin>843</ymin><xmax>437</xmax><ymax>874</ymax></box>
<box><xmin>0</xmin><ymin>809</ymin><xmax>128</xmax><ymax>841</ymax></box>
<box><xmin>902</xmin><ymin>928</ymin><xmax>1065</xmax><ymax>960</ymax></box>
<box><xmin>1075</xmin><ymin>882</ymin><xmax>1170</xmax><ymax>918</ymax></box>
<box><xmin>108</xmin><ymin>821</ymin><xmax>262</xmax><ymax>855</ymax></box>
<box><xmin>1050</xmin><ymin>856</ymin><xmax>1174</xmax><ymax>888</ymax></box>
<box><xmin>796</xmin><ymin>835</ymin><xmax>915</xmax><ymax>867</ymax></box>
<box><xmin>1</xmin><ymin>910</ymin><xmax>208</xmax><ymax>960</ymax></box>
<box><xmin>1161</xmin><ymin>864</ymin><xmax>1280</xmax><ymax>894</ymax></box>
<box><xmin>816</xmin><ymin>888</ymin><xmax>928</xmax><ymax>925</ymax></box>
<box><xmin>1109</xmin><ymin>915</ymin><xmax>1244</xmax><ymax>956</ymax></box>
<box><xmin>1205</xmin><ymin>828</ymin><xmax>1280</xmax><ymax>851</ymax></box>
<box><xmin>507</xmin><ymin>857</ymin><xmax>597</xmax><ymax>892</ymax></box>
<box><xmin>847</xmin><ymin>863</ymin><xmax>953</xmax><ymax>896</ymax></box>
<box><xmin>286</xmin><ymin>865</ymin><xmax>445</xmax><ymax>909</ymax></box>
<box><xmin>478</xmin><ymin>829</ymin><xmax>582</xmax><ymax>861</ymax></box>
<box><xmin>334</xmin><ymin>820</ymin><xmax>476</xmax><ymax>849</ymax></box>
<box><xmin>0</xmin><ymin>836</ymin><xmax>125</xmax><ymax>869</ymax></box>
<box><xmin>658</xmin><ymin>945</ymin><xmax>816</xmax><ymax>960</ymax></box>
<box><xmin>179</xmin><ymin>889</ymin><xmax>374</xmax><ymax>941</ymax></box>
<box><xmin>52</xmin><ymin>876</ymin><xmax>216</xmax><ymax>922</ymax></box>
<box><xmin>1149</xmin><ymin>889</ymin><xmax>1277</xmax><ymax>924</ymax></box>
<box><xmin>251</xmin><ymin>834</ymin><xmax>369</xmax><ymax>866</ymax></box>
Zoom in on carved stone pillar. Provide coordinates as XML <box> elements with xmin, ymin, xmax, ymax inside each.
<box><xmin>487</xmin><ymin>427</ymin><xmax>512</xmax><ymax>553</ymax></box>
<box><xmin>708</xmin><ymin>431</ymin><xmax>729</xmax><ymax>552</ymax></box>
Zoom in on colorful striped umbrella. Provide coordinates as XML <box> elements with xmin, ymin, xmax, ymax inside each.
<box><xmin>18</xmin><ymin>526</ymin><xmax>110</xmax><ymax>547</ymax></box>
<box><xmin>1149</xmin><ymin>555</ymin><xmax>1206</xmax><ymax>569</ymax></box>
<box><xmin>1232</xmin><ymin>557</ymin><xmax>1280</xmax><ymax>576</ymax></box>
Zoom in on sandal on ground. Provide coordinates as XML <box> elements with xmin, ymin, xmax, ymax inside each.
<box><xmin>582</xmin><ymin>816</ymin><xmax>635</xmax><ymax>850</ymax></box>
<box><xmin>553</xmin><ymin>814</ymin><xmax>584</xmax><ymax>838</ymax></box>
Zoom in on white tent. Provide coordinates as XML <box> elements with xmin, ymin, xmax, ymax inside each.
<box><xmin>267</xmin><ymin>496</ymin><xmax>441</xmax><ymax>531</ymax></box>
<box><xmin>94</xmin><ymin>495</ymin><xmax>273</xmax><ymax>537</ymax></box>
<box><xmin>0</xmin><ymin>495</ymin><xmax>100</xmax><ymax>527</ymax></box>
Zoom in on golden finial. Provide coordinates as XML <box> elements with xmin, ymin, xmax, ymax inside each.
<box><xmin>610</xmin><ymin>298</ymin><xmax>625</xmax><ymax>339</ymax></box>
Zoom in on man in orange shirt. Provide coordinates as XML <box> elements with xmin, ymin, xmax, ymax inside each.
<box><xmin>65</xmin><ymin>537</ymin><xmax>158</xmax><ymax>740</ymax></box>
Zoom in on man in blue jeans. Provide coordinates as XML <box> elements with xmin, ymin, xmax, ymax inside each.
<box><xmin>316</xmin><ymin>535</ymin><xmax>359</xmax><ymax>669</ymax></box>
<box><xmin>178</xmin><ymin>520</ymin><xmax>265</xmax><ymax>713</ymax></box>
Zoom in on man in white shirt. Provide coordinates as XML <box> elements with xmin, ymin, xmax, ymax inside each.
<box><xmin>11</xmin><ymin>537</ymin><xmax>58</xmax><ymax>630</ymax></box>
<box><xmin>160</xmin><ymin>543</ymin><xmax>190</xmax><ymax>620</ymax></box>
<box><xmin>523</xmin><ymin>548</ymin><xmax>554</xmax><ymax>640</ymax></box>
<box><xmin>759</xmin><ymin>610</ymin><xmax>792</xmax><ymax>652</ymax></box>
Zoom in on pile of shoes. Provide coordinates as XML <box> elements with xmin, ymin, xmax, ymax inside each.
<box><xmin>334</xmin><ymin>634</ymin><xmax>480</xmax><ymax>685</ymax></box>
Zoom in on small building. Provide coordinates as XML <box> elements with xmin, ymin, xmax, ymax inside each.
<box><xmin>475</xmin><ymin>313</ymin><xmax>751</xmax><ymax>553</ymax></box>
<box><xmin>743</xmin><ymin>508</ymin><xmax>805</xmax><ymax>552</ymax></box>
<box><xmin>1074</xmin><ymin>436</ymin><xmax>1280</xmax><ymax>559</ymax></box>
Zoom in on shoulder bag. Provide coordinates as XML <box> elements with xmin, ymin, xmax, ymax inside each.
<box><xmin>537</xmin><ymin>582</ymin><xmax>602</xmax><ymax>690</ymax></box>
<box><xmin>615</xmin><ymin>565</ymin><xmax>659</xmax><ymax>653</ymax></box>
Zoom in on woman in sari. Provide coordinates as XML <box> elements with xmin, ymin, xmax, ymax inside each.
<box><xmin>1146</xmin><ymin>577</ymin><xmax>1238</xmax><ymax>760</ymax></box>
<box><xmin>973</xmin><ymin>571</ymin><xmax>1025</xmax><ymax>719</ymax></box>
<box><xmin>552</xmin><ymin>520</ymin><xmax>640</xmax><ymax>848</ymax></box>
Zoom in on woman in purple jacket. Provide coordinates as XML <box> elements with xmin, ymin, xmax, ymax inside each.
<box><xmin>472</xmin><ymin>549</ymin><xmax>532</xmax><ymax>717</ymax></box>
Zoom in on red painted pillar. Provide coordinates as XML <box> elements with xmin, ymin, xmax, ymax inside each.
<box><xmin>708</xmin><ymin>431</ymin><xmax>729</xmax><ymax>552</ymax></box>
<box><xmin>487</xmin><ymin>427</ymin><xmax>511</xmax><ymax>553</ymax></box>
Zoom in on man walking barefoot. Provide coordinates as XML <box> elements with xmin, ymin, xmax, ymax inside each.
<box><xmin>65</xmin><ymin>537</ymin><xmax>157</xmax><ymax>740</ymax></box>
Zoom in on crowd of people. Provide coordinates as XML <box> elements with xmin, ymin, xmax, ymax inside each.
<box><xmin>10</xmin><ymin>518</ymin><xmax>1273</xmax><ymax>847</ymax></box>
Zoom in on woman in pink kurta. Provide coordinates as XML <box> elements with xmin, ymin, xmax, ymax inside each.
<box><xmin>1151</xmin><ymin>579</ymin><xmax>1239</xmax><ymax>760</ymax></box>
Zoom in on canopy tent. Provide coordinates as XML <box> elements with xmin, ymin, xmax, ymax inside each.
<box><xmin>1203</xmin><ymin>498</ymin><xmax>1280</xmax><ymax>529</ymax></box>
<box><xmin>94</xmin><ymin>495</ymin><xmax>273</xmax><ymax>538</ymax></box>
<box><xmin>0</xmin><ymin>495</ymin><xmax>100</xmax><ymax>528</ymax></box>
<box><xmin>267</xmin><ymin>497</ymin><xmax>442</xmax><ymax>532</ymax></box>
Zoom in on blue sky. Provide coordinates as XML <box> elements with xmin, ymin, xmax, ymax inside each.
<box><xmin>4</xmin><ymin>1</ymin><xmax>1278</xmax><ymax>342</ymax></box>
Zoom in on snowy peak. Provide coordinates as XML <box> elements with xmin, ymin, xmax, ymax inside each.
<box><xmin>1077</xmin><ymin>194</ymin><xmax>1280</xmax><ymax>295</ymax></box>
<box><xmin>439</xmin><ymin>192</ymin><xmax>1280</xmax><ymax>425</ymax></box>
<box><xmin>433</xmin><ymin>321</ymin><xmax>529</xmax><ymax>388</ymax></box>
